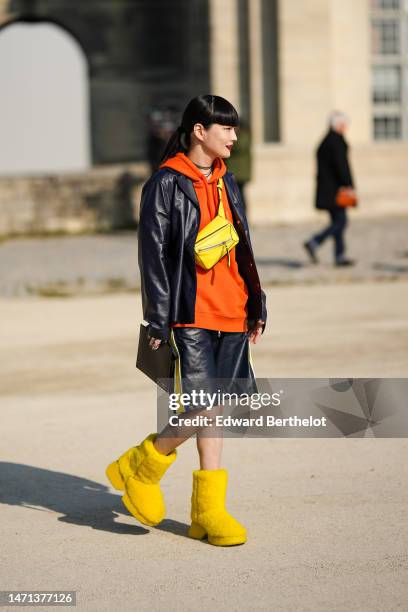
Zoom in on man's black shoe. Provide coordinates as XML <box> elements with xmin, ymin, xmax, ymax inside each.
<box><xmin>335</xmin><ymin>258</ymin><xmax>355</xmax><ymax>267</ymax></box>
<box><xmin>303</xmin><ymin>240</ymin><xmax>318</xmax><ymax>264</ymax></box>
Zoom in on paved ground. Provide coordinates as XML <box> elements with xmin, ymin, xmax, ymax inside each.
<box><xmin>1</xmin><ymin>214</ymin><xmax>408</xmax><ymax>296</ymax></box>
<box><xmin>1</xmin><ymin>281</ymin><xmax>408</xmax><ymax>611</ymax></box>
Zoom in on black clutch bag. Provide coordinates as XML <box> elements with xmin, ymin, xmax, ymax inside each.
<box><xmin>136</xmin><ymin>323</ymin><xmax>176</xmax><ymax>392</ymax></box>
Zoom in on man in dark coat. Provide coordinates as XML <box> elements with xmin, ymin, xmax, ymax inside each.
<box><xmin>303</xmin><ymin>111</ymin><xmax>356</xmax><ymax>266</ymax></box>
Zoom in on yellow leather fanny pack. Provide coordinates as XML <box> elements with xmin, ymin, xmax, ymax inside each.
<box><xmin>194</xmin><ymin>178</ymin><xmax>239</xmax><ymax>270</ymax></box>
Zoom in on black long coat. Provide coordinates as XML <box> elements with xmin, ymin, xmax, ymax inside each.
<box><xmin>315</xmin><ymin>129</ymin><xmax>354</xmax><ymax>210</ymax></box>
<box><xmin>138</xmin><ymin>168</ymin><xmax>267</xmax><ymax>342</ymax></box>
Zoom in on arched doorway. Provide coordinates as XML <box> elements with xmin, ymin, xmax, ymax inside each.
<box><xmin>0</xmin><ymin>20</ymin><xmax>90</xmax><ymax>176</ymax></box>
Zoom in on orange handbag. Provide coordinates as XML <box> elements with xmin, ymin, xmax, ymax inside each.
<box><xmin>336</xmin><ymin>187</ymin><xmax>357</xmax><ymax>208</ymax></box>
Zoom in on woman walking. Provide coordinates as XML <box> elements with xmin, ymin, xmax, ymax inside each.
<box><xmin>106</xmin><ymin>95</ymin><xmax>267</xmax><ymax>546</ymax></box>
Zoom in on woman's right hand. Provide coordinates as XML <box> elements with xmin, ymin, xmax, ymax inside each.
<box><xmin>148</xmin><ymin>335</ymin><xmax>162</xmax><ymax>351</ymax></box>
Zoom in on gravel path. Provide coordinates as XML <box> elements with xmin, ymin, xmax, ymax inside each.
<box><xmin>1</xmin><ymin>284</ymin><xmax>408</xmax><ymax>611</ymax></box>
<box><xmin>0</xmin><ymin>215</ymin><xmax>407</xmax><ymax>296</ymax></box>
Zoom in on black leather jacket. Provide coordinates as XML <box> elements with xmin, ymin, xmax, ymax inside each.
<box><xmin>138</xmin><ymin>167</ymin><xmax>267</xmax><ymax>342</ymax></box>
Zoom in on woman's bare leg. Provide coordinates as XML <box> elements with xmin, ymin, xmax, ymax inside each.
<box><xmin>153</xmin><ymin>405</ymin><xmax>224</xmax><ymax>470</ymax></box>
<box><xmin>196</xmin><ymin>428</ymin><xmax>223</xmax><ymax>470</ymax></box>
<box><xmin>153</xmin><ymin>425</ymin><xmax>197</xmax><ymax>455</ymax></box>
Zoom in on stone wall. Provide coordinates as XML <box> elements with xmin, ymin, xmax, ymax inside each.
<box><xmin>0</xmin><ymin>163</ymin><xmax>148</xmax><ymax>236</ymax></box>
<box><xmin>1</xmin><ymin>139</ymin><xmax>406</xmax><ymax>237</ymax></box>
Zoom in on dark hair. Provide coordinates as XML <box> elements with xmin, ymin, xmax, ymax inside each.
<box><xmin>159</xmin><ymin>94</ymin><xmax>239</xmax><ymax>164</ymax></box>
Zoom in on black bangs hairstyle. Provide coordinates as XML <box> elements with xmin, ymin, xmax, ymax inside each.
<box><xmin>159</xmin><ymin>94</ymin><xmax>239</xmax><ymax>165</ymax></box>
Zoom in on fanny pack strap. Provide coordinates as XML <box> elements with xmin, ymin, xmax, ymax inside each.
<box><xmin>216</xmin><ymin>178</ymin><xmax>226</xmax><ymax>219</ymax></box>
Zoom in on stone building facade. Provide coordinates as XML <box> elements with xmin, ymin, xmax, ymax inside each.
<box><xmin>0</xmin><ymin>0</ymin><xmax>407</xmax><ymax>235</ymax></box>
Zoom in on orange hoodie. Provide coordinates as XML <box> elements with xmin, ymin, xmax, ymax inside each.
<box><xmin>160</xmin><ymin>152</ymin><xmax>248</xmax><ymax>332</ymax></box>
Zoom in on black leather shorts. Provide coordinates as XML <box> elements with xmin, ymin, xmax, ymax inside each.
<box><xmin>169</xmin><ymin>327</ymin><xmax>257</xmax><ymax>414</ymax></box>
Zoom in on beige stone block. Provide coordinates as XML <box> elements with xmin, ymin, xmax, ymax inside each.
<box><xmin>278</xmin><ymin>0</ymin><xmax>332</xmax><ymax>145</ymax></box>
<box><xmin>248</xmin><ymin>0</ymin><xmax>264</xmax><ymax>144</ymax></box>
<box><xmin>277</xmin><ymin>0</ymin><xmax>372</xmax><ymax>145</ymax></box>
<box><xmin>0</xmin><ymin>0</ymin><xmax>14</xmax><ymax>26</ymax></box>
<box><xmin>209</xmin><ymin>0</ymin><xmax>240</xmax><ymax>107</ymax></box>
<box><xmin>329</xmin><ymin>0</ymin><xmax>371</xmax><ymax>143</ymax></box>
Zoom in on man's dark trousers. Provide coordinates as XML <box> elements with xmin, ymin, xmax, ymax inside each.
<box><xmin>312</xmin><ymin>207</ymin><xmax>348</xmax><ymax>259</ymax></box>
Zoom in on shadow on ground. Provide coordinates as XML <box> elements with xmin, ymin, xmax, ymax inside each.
<box><xmin>0</xmin><ymin>462</ymin><xmax>188</xmax><ymax>537</ymax></box>
<box><xmin>255</xmin><ymin>257</ymin><xmax>305</xmax><ymax>269</ymax></box>
<box><xmin>372</xmin><ymin>262</ymin><xmax>408</xmax><ymax>274</ymax></box>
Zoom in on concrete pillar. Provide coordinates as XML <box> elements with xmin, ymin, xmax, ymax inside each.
<box><xmin>208</xmin><ymin>0</ymin><xmax>240</xmax><ymax>108</ymax></box>
<box><xmin>278</xmin><ymin>0</ymin><xmax>371</xmax><ymax>145</ymax></box>
<box><xmin>329</xmin><ymin>0</ymin><xmax>371</xmax><ymax>143</ymax></box>
<box><xmin>0</xmin><ymin>1</ymin><xmax>15</xmax><ymax>27</ymax></box>
<box><xmin>278</xmin><ymin>0</ymin><xmax>332</xmax><ymax>146</ymax></box>
<box><xmin>248</xmin><ymin>0</ymin><xmax>264</xmax><ymax>145</ymax></box>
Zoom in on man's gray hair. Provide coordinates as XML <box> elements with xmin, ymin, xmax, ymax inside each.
<box><xmin>329</xmin><ymin>111</ymin><xmax>349</xmax><ymax>129</ymax></box>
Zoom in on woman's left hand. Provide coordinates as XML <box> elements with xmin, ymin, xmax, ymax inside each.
<box><xmin>248</xmin><ymin>320</ymin><xmax>265</xmax><ymax>344</ymax></box>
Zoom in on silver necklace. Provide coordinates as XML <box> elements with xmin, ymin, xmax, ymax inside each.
<box><xmin>193</xmin><ymin>162</ymin><xmax>212</xmax><ymax>169</ymax></box>
<box><xmin>188</xmin><ymin>156</ymin><xmax>213</xmax><ymax>178</ymax></box>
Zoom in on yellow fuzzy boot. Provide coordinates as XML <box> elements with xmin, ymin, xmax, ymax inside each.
<box><xmin>106</xmin><ymin>433</ymin><xmax>177</xmax><ymax>526</ymax></box>
<box><xmin>188</xmin><ymin>469</ymin><xmax>247</xmax><ymax>546</ymax></box>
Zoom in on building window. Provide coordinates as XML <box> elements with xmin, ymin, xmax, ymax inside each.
<box><xmin>371</xmin><ymin>19</ymin><xmax>400</xmax><ymax>54</ymax></box>
<box><xmin>373</xmin><ymin>65</ymin><xmax>401</xmax><ymax>103</ymax></box>
<box><xmin>372</xmin><ymin>0</ymin><xmax>400</xmax><ymax>8</ymax></box>
<box><xmin>374</xmin><ymin>116</ymin><xmax>401</xmax><ymax>138</ymax></box>
<box><xmin>371</xmin><ymin>0</ymin><xmax>408</xmax><ymax>140</ymax></box>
